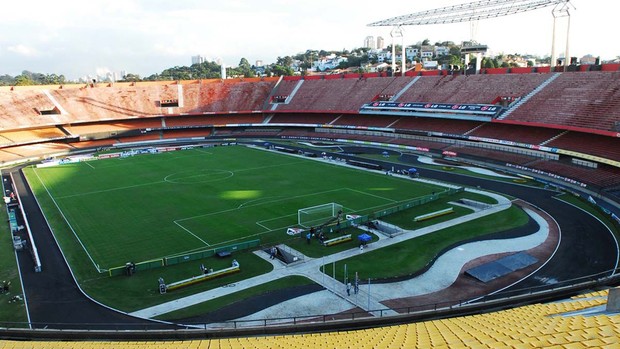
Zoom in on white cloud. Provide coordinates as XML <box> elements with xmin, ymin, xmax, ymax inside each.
<box><xmin>7</xmin><ymin>44</ymin><xmax>39</xmax><ymax>57</ymax></box>
<box><xmin>0</xmin><ymin>0</ymin><xmax>617</xmax><ymax>79</ymax></box>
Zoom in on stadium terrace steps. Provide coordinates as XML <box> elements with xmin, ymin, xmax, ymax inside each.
<box><xmin>268</xmin><ymin>113</ymin><xmax>337</xmax><ymax>124</ymax></box>
<box><xmin>391</xmin><ymin>76</ymin><xmax>420</xmax><ymax>101</ymax></box>
<box><xmin>502</xmin><ymin>71</ymin><xmax>620</xmax><ymax>131</ymax></box>
<box><xmin>0</xmin><ymin>90</ymin><xmax>58</xmax><ymax>129</ymax></box>
<box><xmin>546</xmin><ymin>131</ymin><xmax>620</xmax><ymax>162</ymax></box>
<box><xmin>393</xmin><ymin>73</ymin><xmax>551</xmax><ymax>105</ymax></box>
<box><xmin>540</xmin><ymin>129</ymin><xmax>569</xmax><ymax>146</ymax></box>
<box><xmin>0</xmin><ymin>127</ymin><xmax>68</xmax><ymax>146</ymax></box>
<box><xmin>529</xmin><ymin>159</ymin><xmax>620</xmax><ymax>187</ymax></box>
<box><xmin>498</xmin><ymin>72</ymin><xmax>561</xmax><ymax>120</ymax></box>
<box><xmin>391</xmin><ymin>117</ymin><xmax>482</xmax><ymax>134</ymax></box>
<box><xmin>331</xmin><ymin>114</ymin><xmax>399</xmax><ymax>128</ymax></box>
<box><xmin>275</xmin><ymin>77</ymin><xmax>411</xmax><ymax>113</ymax></box>
<box><xmin>444</xmin><ymin>145</ymin><xmax>539</xmax><ymax>165</ymax></box>
<box><xmin>468</xmin><ymin>123</ymin><xmax>564</xmax><ymax>145</ymax></box>
<box><xmin>2</xmin><ymin>289</ymin><xmax>616</xmax><ymax>348</ymax></box>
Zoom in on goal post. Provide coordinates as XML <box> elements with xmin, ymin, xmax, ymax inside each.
<box><xmin>298</xmin><ymin>203</ymin><xmax>343</xmax><ymax>228</ymax></box>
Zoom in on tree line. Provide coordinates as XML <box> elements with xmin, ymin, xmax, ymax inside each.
<box><xmin>0</xmin><ymin>71</ymin><xmax>66</xmax><ymax>86</ymax></box>
<box><xmin>1</xmin><ymin>42</ymin><xmax>548</xmax><ymax>86</ymax></box>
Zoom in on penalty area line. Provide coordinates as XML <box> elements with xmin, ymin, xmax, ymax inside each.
<box><xmin>173</xmin><ymin>221</ymin><xmax>211</xmax><ymax>246</ymax></box>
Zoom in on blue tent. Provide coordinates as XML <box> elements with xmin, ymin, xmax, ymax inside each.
<box><xmin>358</xmin><ymin>233</ymin><xmax>372</xmax><ymax>243</ymax></box>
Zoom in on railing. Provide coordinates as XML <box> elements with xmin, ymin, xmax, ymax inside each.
<box><xmin>0</xmin><ymin>268</ymin><xmax>618</xmax><ymax>336</ymax></box>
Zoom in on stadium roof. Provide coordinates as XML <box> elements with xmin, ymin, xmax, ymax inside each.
<box><xmin>367</xmin><ymin>0</ymin><xmax>570</xmax><ymax>27</ymax></box>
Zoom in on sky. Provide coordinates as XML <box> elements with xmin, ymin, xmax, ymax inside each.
<box><xmin>0</xmin><ymin>0</ymin><xmax>616</xmax><ymax>80</ymax></box>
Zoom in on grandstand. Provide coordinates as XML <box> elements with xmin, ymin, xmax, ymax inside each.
<box><xmin>1</xmin><ymin>65</ymin><xmax>620</xmax><ymax>347</ymax></box>
<box><xmin>0</xmin><ymin>289</ymin><xmax>619</xmax><ymax>346</ymax></box>
<box><xmin>1</xmin><ymin>67</ymin><xmax>620</xmax><ymax>188</ymax></box>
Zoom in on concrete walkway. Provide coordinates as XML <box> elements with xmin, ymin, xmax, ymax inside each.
<box><xmin>417</xmin><ymin>156</ymin><xmax>519</xmax><ymax>179</ymax></box>
<box><xmin>130</xmin><ymin>189</ymin><xmax>512</xmax><ymax>319</ymax></box>
<box><xmin>229</xmin><ymin>206</ymin><xmax>549</xmax><ymax>326</ymax></box>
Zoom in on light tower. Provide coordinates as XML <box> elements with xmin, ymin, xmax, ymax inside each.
<box><xmin>551</xmin><ymin>1</ymin><xmax>575</xmax><ymax>70</ymax></box>
<box><xmin>390</xmin><ymin>26</ymin><xmax>405</xmax><ymax>76</ymax></box>
<box><xmin>368</xmin><ymin>0</ymin><xmax>572</xmax><ymax>75</ymax></box>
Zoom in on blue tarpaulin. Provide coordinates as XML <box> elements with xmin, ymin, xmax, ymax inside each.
<box><xmin>358</xmin><ymin>233</ymin><xmax>372</xmax><ymax>242</ymax></box>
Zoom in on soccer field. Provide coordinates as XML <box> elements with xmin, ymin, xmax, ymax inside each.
<box><xmin>24</xmin><ymin>145</ymin><xmax>444</xmax><ymax>270</ymax></box>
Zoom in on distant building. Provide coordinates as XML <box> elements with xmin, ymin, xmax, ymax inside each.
<box><xmin>580</xmin><ymin>54</ymin><xmax>597</xmax><ymax>65</ymax></box>
<box><xmin>423</xmin><ymin>61</ymin><xmax>439</xmax><ymax>70</ymax></box>
<box><xmin>192</xmin><ymin>55</ymin><xmax>207</xmax><ymax>65</ymax></box>
<box><xmin>365</xmin><ymin>62</ymin><xmax>389</xmax><ymax>73</ymax></box>
<box><xmin>405</xmin><ymin>47</ymin><xmax>419</xmax><ymax>60</ymax></box>
<box><xmin>374</xmin><ymin>50</ymin><xmax>390</xmax><ymax>63</ymax></box>
<box><xmin>364</xmin><ymin>36</ymin><xmax>375</xmax><ymax>50</ymax></box>
<box><xmin>435</xmin><ymin>46</ymin><xmax>450</xmax><ymax>57</ymax></box>
<box><xmin>420</xmin><ymin>46</ymin><xmax>435</xmax><ymax>59</ymax></box>
<box><xmin>255</xmin><ymin>60</ymin><xmax>264</xmax><ymax>67</ymax></box>
<box><xmin>376</xmin><ymin>36</ymin><xmax>385</xmax><ymax>50</ymax></box>
<box><xmin>313</xmin><ymin>54</ymin><xmax>348</xmax><ymax>72</ymax></box>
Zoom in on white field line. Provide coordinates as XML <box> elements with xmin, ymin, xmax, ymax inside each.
<box><xmin>83</xmin><ymin>161</ymin><xmax>95</xmax><ymax>169</ymax></box>
<box><xmin>174</xmin><ymin>188</ymin><xmax>347</xmax><ymax>223</ymax></box>
<box><xmin>172</xmin><ymin>188</ymin><xmax>348</xmax><ymax>246</ymax></box>
<box><xmin>57</xmin><ymin>160</ymin><xmax>305</xmax><ymax>200</ymax></box>
<box><xmin>55</xmin><ymin>180</ymin><xmax>165</xmax><ymax>199</ymax></box>
<box><xmin>33</xmin><ymin>168</ymin><xmax>101</xmax><ymax>272</ymax></box>
<box><xmin>255</xmin><ymin>221</ymin><xmax>271</xmax><ymax>230</ymax></box>
<box><xmin>194</xmin><ymin>148</ymin><xmax>213</xmax><ymax>155</ymax></box>
<box><xmin>346</xmin><ymin>187</ymin><xmax>399</xmax><ymax>203</ymax></box>
<box><xmin>173</xmin><ymin>187</ymin><xmax>410</xmax><ymax>249</ymax></box>
<box><xmin>173</xmin><ymin>221</ymin><xmax>211</xmax><ymax>247</ymax></box>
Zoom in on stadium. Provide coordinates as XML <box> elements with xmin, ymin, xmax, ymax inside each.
<box><xmin>1</xmin><ymin>0</ymin><xmax>620</xmax><ymax>348</ymax></box>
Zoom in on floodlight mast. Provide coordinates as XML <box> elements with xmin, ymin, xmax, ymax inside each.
<box><xmin>551</xmin><ymin>1</ymin><xmax>575</xmax><ymax>71</ymax></box>
<box><xmin>390</xmin><ymin>26</ymin><xmax>405</xmax><ymax>77</ymax></box>
<box><xmin>368</xmin><ymin>0</ymin><xmax>571</xmax><ymax>76</ymax></box>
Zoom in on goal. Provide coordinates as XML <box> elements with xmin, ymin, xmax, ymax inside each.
<box><xmin>298</xmin><ymin>203</ymin><xmax>343</xmax><ymax>228</ymax></box>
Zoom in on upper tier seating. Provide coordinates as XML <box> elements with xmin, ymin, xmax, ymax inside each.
<box><xmin>274</xmin><ymin>77</ymin><xmax>412</xmax><ymax>112</ymax></box>
<box><xmin>394</xmin><ymin>73</ymin><xmax>550</xmax><ymax>104</ymax></box>
<box><xmin>504</xmin><ymin>71</ymin><xmax>620</xmax><ymax>132</ymax></box>
<box><xmin>181</xmin><ymin>79</ymin><xmax>276</xmax><ymax>113</ymax></box>
<box><xmin>48</xmin><ymin>84</ymin><xmax>177</xmax><ymax>122</ymax></box>
<box><xmin>0</xmin><ymin>89</ymin><xmax>60</xmax><ymax>129</ymax></box>
<box><xmin>0</xmin><ymin>79</ymin><xmax>277</xmax><ymax>128</ymax></box>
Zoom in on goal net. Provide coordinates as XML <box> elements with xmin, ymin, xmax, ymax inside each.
<box><xmin>298</xmin><ymin>203</ymin><xmax>343</xmax><ymax>228</ymax></box>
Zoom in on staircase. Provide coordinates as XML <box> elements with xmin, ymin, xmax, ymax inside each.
<box><xmin>497</xmin><ymin>72</ymin><xmax>561</xmax><ymax>120</ymax></box>
<box><xmin>540</xmin><ymin>130</ymin><xmax>569</xmax><ymax>146</ymax></box>
<box><xmin>463</xmin><ymin>123</ymin><xmax>485</xmax><ymax>136</ymax></box>
<box><xmin>391</xmin><ymin>76</ymin><xmax>420</xmax><ymax>101</ymax></box>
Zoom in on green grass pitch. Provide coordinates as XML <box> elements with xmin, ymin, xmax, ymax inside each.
<box><xmin>24</xmin><ymin>145</ymin><xmax>444</xmax><ymax>270</ymax></box>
